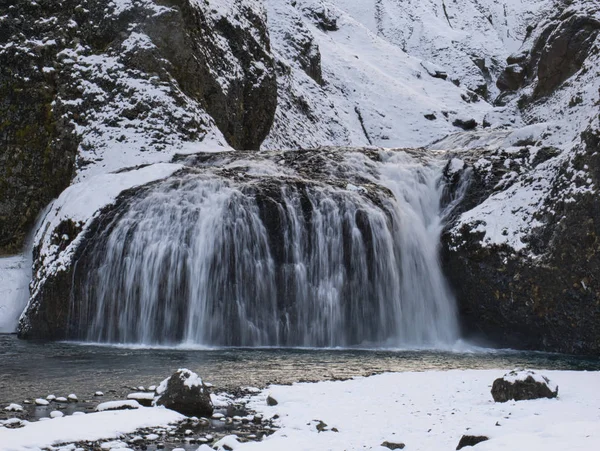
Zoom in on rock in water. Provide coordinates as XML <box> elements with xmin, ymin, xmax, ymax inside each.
<box><xmin>491</xmin><ymin>369</ymin><xmax>558</xmax><ymax>403</ymax></box>
<box><xmin>456</xmin><ymin>435</ymin><xmax>489</xmax><ymax>449</ymax></box>
<box><xmin>154</xmin><ymin>369</ymin><xmax>213</xmax><ymax>417</ymax></box>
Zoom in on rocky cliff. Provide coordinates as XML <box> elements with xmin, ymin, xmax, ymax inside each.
<box><xmin>441</xmin><ymin>0</ymin><xmax>600</xmax><ymax>354</ymax></box>
<box><xmin>3</xmin><ymin>0</ymin><xmax>600</xmax><ymax>354</ymax></box>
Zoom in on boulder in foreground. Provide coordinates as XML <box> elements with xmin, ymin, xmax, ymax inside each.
<box><xmin>491</xmin><ymin>369</ymin><xmax>558</xmax><ymax>403</ymax></box>
<box><xmin>154</xmin><ymin>369</ymin><xmax>213</xmax><ymax>417</ymax></box>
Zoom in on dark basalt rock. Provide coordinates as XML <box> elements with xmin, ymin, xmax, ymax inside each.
<box><xmin>0</xmin><ymin>0</ymin><xmax>277</xmax><ymax>253</ymax></box>
<box><xmin>266</xmin><ymin>395</ymin><xmax>278</xmax><ymax>406</ymax></box>
<box><xmin>442</xmin><ymin>126</ymin><xmax>600</xmax><ymax>355</ymax></box>
<box><xmin>456</xmin><ymin>435</ymin><xmax>489</xmax><ymax>449</ymax></box>
<box><xmin>154</xmin><ymin>369</ymin><xmax>214</xmax><ymax>417</ymax></box>
<box><xmin>452</xmin><ymin>119</ymin><xmax>478</xmax><ymax>131</ymax></box>
<box><xmin>533</xmin><ymin>13</ymin><xmax>600</xmax><ymax>98</ymax></box>
<box><xmin>381</xmin><ymin>441</ymin><xmax>405</xmax><ymax>450</ymax></box>
<box><xmin>491</xmin><ymin>371</ymin><xmax>558</xmax><ymax>403</ymax></box>
<box><xmin>496</xmin><ymin>64</ymin><xmax>526</xmax><ymax>92</ymax></box>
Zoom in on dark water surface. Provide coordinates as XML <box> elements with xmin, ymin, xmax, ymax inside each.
<box><xmin>1</xmin><ymin>334</ymin><xmax>599</xmax><ymax>405</ymax></box>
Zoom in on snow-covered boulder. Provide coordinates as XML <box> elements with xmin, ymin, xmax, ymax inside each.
<box><xmin>491</xmin><ymin>370</ymin><xmax>558</xmax><ymax>403</ymax></box>
<box><xmin>153</xmin><ymin>369</ymin><xmax>213</xmax><ymax>417</ymax></box>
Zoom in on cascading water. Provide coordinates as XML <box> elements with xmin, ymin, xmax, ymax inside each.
<box><xmin>74</xmin><ymin>150</ymin><xmax>459</xmax><ymax>347</ymax></box>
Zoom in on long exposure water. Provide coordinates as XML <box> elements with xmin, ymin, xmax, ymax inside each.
<box><xmin>1</xmin><ymin>335</ymin><xmax>599</xmax><ymax>406</ymax></box>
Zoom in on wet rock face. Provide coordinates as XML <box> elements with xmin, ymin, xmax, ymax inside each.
<box><xmin>0</xmin><ymin>0</ymin><xmax>277</xmax><ymax>253</ymax></box>
<box><xmin>491</xmin><ymin>370</ymin><xmax>558</xmax><ymax>402</ymax></box>
<box><xmin>442</xmin><ymin>128</ymin><xmax>600</xmax><ymax>355</ymax></box>
<box><xmin>154</xmin><ymin>369</ymin><xmax>214</xmax><ymax>417</ymax></box>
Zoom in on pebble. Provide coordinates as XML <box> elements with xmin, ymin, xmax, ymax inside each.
<box><xmin>184</xmin><ymin>429</ymin><xmax>193</xmax><ymax>435</ymax></box>
<box><xmin>35</xmin><ymin>398</ymin><xmax>49</xmax><ymax>406</ymax></box>
<box><xmin>50</xmin><ymin>411</ymin><xmax>64</xmax><ymax>418</ymax></box>
<box><xmin>67</xmin><ymin>394</ymin><xmax>78</xmax><ymax>402</ymax></box>
<box><xmin>46</xmin><ymin>395</ymin><xmax>56</xmax><ymax>401</ymax></box>
<box><xmin>23</xmin><ymin>400</ymin><xmax>31</xmax><ymax>404</ymax></box>
<box><xmin>94</xmin><ymin>392</ymin><xmax>104</xmax><ymax>397</ymax></box>
<box><xmin>56</xmin><ymin>397</ymin><xmax>68</xmax><ymax>403</ymax></box>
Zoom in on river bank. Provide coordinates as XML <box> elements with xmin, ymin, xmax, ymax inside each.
<box><xmin>2</xmin><ymin>369</ymin><xmax>599</xmax><ymax>450</ymax></box>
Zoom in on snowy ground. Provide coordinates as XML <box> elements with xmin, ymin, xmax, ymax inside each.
<box><xmin>2</xmin><ymin>369</ymin><xmax>599</xmax><ymax>450</ymax></box>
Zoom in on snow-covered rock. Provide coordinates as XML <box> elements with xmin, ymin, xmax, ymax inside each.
<box><xmin>4</xmin><ymin>404</ymin><xmax>24</xmax><ymax>412</ymax></box>
<box><xmin>491</xmin><ymin>369</ymin><xmax>558</xmax><ymax>402</ymax></box>
<box><xmin>96</xmin><ymin>400</ymin><xmax>141</xmax><ymax>412</ymax></box>
<box><xmin>153</xmin><ymin>369</ymin><xmax>213</xmax><ymax>417</ymax></box>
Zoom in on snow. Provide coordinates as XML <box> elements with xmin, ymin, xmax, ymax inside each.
<box><xmin>155</xmin><ymin>368</ymin><xmax>204</xmax><ymax>397</ymax></box>
<box><xmin>263</xmin><ymin>0</ymin><xmax>496</xmax><ymax>150</ymax></box>
<box><xmin>0</xmin><ymin>407</ymin><xmax>183</xmax><ymax>451</ymax></box>
<box><xmin>237</xmin><ymin>369</ymin><xmax>600</xmax><ymax>451</ymax></box>
<box><xmin>96</xmin><ymin>400</ymin><xmax>141</xmax><ymax>412</ymax></box>
<box><xmin>4</xmin><ymin>404</ymin><xmax>24</xmax><ymax>412</ymax></box>
<box><xmin>502</xmin><ymin>369</ymin><xmax>558</xmax><ymax>393</ymax></box>
<box><xmin>127</xmin><ymin>393</ymin><xmax>154</xmax><ymax>401</ymax></box>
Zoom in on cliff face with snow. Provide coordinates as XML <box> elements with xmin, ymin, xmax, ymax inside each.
<box><xmin>1</xmin><ymin>0</ymin><xmax>600</xmax><ymax>353</ymax></box>
<box><xmin>441</xmin><ymin>0</ymin><xmax>600</xmax><ymax>353</ymax></box>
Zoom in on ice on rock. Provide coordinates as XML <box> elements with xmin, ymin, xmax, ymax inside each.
<box><xmin>35</xmin><ymin>398</ymin><xmax>49</xmax><ymax>406</ymax></box>
<box><xmin>50</xmin><ymin>411</ymin><xmax>65</xmax><ymax>418</ymax></box>
<box><xmin>46</xmin><ymin>395</ymin><xmax>56</xmax><ymax>401</ymax></box>
<box><xmin>68</xmin><ymin>394</ymin><xmax>78</xmax><ymax>402</ymax></box>
<box><xmin>56</xmin><ymin>397</ymin><xmax>68</xmax><ymax>403</ymax></box>
<box><xmin>94</xmin><ymin>392</ymin><xmax>104</xmax><ymax>397</ymax></box>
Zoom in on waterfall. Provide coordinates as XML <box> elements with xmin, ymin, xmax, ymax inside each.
<box><xmin>75</xmin><ymin>150</ymin><xmax>459</xmax><ymax>347</ymax></box>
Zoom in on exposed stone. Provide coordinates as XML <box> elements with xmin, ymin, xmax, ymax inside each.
<box><xmin>266</xmin><ymin>395</ymin><xmax>278</xmax><ymax>406</ymax></box>
<box><xmin>496</xmin><ymin>64</ymin><xmax>527</xmax><ymax>92</ymax></box>
<box><xmin>456</xmin><ymin>435</ymin><xmax>489</xmax><ymax>449</ymax></box>
<box><xmin>442</xmin><ymin>127</ymin><xmax>600</xmax><ymax>355</ymax></box>
<box><xmin>528</xmin><ymin>10</ymin><xmax>600</xmax><ymax>98</ymax></box>
<box><xmin>154</xmin><ymin>369</ymin><xmax>213</xmax><ymax>417</ymax></box>
<box><xmin>491</xmin><ymin>370</ymin><xmax>558</xmax><ymax>403</ymax></box>
<box><xmin>452</xmin><ymin>119</ymin><xmax>478</xmax><ymax>131</ymax></box>
<box><xmin>381</xmin><ymin>441</ymin><xmax>406</xmax><ymax>450</ymax></box>
<box><xmin>0</xmin><ymin>0</ymin><xmax>278</xmax><ymax>254</ymax></box>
